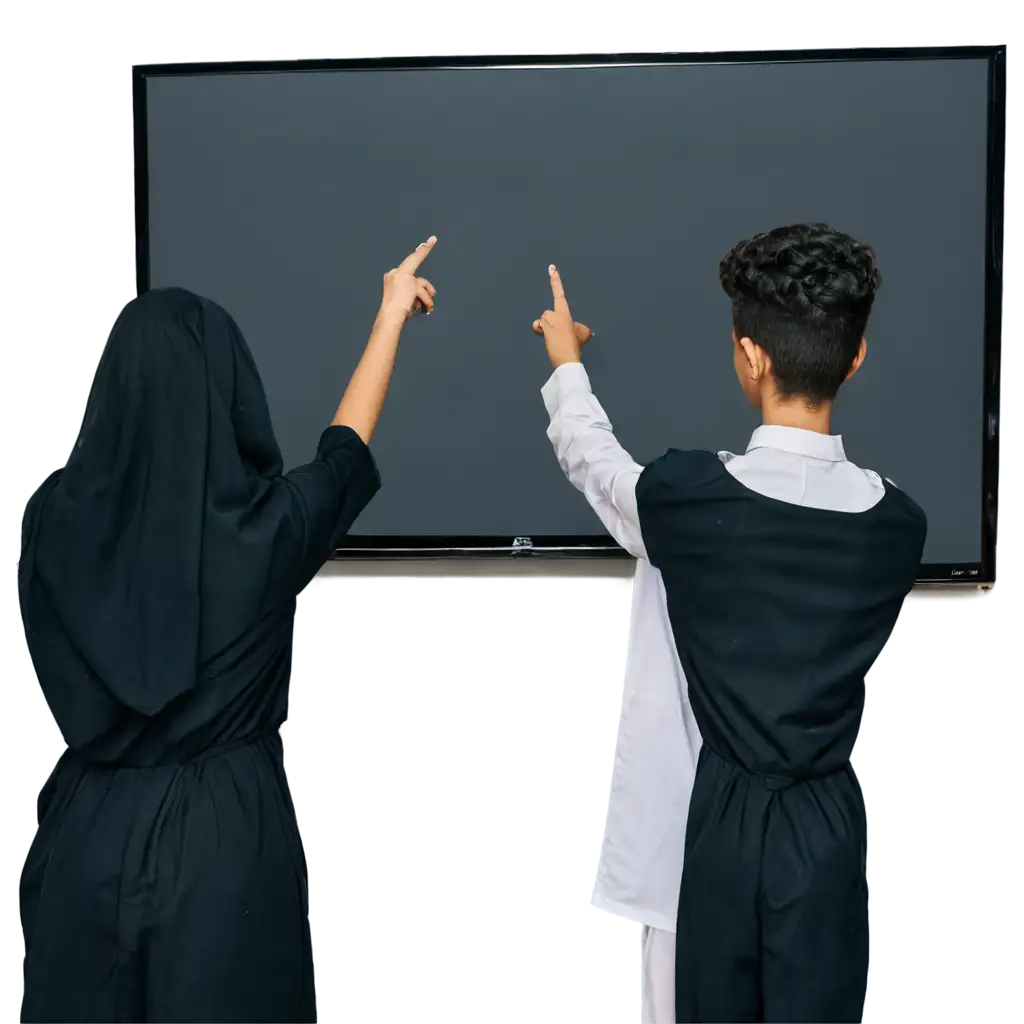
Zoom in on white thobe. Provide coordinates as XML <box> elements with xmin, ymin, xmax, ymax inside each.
<box><xmin>542</xmin><ymin>362</ymin><xmax>889</xmax><ymax>1023</ymax></box>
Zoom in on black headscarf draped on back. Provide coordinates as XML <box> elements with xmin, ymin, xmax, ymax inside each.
<box><xmin>20</xmin><ymin>288</ymin><xmax>333</xmax><ymax>732</ymax></box>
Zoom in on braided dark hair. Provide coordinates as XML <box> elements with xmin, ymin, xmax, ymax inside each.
<box><xmin>720</xmin><ymin>224</ymin><xmax>881</xmax><ymax>404</ymax></box>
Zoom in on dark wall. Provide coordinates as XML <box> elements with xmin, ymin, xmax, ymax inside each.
<box><xmin>2</xmin><ymin>9</ymin><xmax>1024</xmax><ymax>1024</ymax></box>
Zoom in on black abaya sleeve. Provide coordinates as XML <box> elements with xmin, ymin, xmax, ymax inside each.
<box><xmin>273</xmin><ymin>425</ymin><xmax>381</xmax><ymax>594</ymax></box>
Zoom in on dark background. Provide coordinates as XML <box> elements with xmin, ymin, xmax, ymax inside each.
<box><xmin>145</xmin><ymin>58</ymin><xmax>989</xmax><ymax>563</ymax></box>
<box><xmin>0</xmin><ymin>9</ymin><xmax>1019</xmax><ymax>1024</ymax></box>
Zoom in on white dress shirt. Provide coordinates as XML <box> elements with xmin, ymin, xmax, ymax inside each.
<box><xmin>542</xmin><ymin>361</ymin><xmax>888</xmax><ymax>932</ymax></box>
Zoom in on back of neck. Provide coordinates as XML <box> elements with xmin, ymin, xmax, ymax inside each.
<box><xmin>761</xmin><ymin>395</ymin><xmax>833</xmax><ymax>435</ymax></box>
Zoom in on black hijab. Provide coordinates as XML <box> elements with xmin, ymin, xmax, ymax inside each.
<box><xmin>20</xmin><ymin>288</ymin><xmax>303</xmax><ymax>730</ymax></box>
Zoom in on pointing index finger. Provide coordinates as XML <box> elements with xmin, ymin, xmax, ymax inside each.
<box><xmin>549</xmin><ymin>265</ymin><xmax>570</xmax><ymax>314</ymax></box>
<box><xmin>398</xmin><ymin>236</ymin><xmax>438</xmax><ymax>274</ymax></box>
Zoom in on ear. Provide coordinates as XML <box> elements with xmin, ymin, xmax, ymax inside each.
<box><xmin>845</xmin><ymin>337</ymin><xmax>868</xmax><ymax>381</ymax></box>
<box><xmin>737</xmin><ymin>333</ymin><xmax>767</xmax><ymax>380</ymax></box>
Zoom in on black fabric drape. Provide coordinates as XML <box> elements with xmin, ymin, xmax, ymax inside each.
<box><xmin>18</xmin><ymin>288</ymin><xmax>380</xmax><ymax>1021</ymax></box>
<box><xmin>20</xmin><ymin>287</ymin><xmax>377</xmax><ymax>742</ymax></box>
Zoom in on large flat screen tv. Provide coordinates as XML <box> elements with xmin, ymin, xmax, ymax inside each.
<box><xmin>134</xmin><ymin>46</ymin><xmax>1005</xmax><ymax>583</ymax></box>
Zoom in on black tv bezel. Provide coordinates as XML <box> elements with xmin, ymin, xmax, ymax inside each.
<box><xmin>133</xmin><ymin>44</ymin><xmax>1005</xmax><ymax>585</ymax></box>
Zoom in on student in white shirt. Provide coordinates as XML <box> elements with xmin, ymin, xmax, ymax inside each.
<box><xmin>536</xmin><ymin>226</ymin><xmax>929</xmax><ymax>1024</ymax></box>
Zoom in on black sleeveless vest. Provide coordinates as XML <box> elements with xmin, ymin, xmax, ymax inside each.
<box><xmin>636</xmin><ymin>449</ymin><xmax>927</xmax><ymax>779</ymax></box>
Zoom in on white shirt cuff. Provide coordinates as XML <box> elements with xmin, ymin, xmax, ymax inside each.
<box><xmin>541</xmin><ymin>361</ymin><xmax>592</xmax><ymax>419</ymax></box>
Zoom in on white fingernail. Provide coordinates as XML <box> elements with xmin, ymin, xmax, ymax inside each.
<box><xmin>549</xmin><ymin>264</ymin><xmax>556</xmax><ymax>274</ymax></box>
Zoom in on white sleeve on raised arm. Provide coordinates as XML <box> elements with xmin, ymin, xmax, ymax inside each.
<box><xmin>542</xmin><ymin>362</ymin><xmax>647</xmax><ymax>560</ymax></box>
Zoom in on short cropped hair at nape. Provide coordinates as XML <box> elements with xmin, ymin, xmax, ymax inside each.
<box><xmin>720</xmin><ymin>223</ymin><xmax>882</xmax><ymax>405</ymax></box>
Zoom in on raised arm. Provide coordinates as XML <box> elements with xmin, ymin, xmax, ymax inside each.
<box><xmin>535</xmin><ymin>266</ymin><xmax>647</xmax><ymax>559</ymax></box>
<box><xmin>270</xmin><ymin>237</ymin><xmax>438</xmax><ymax>593</ymax></box>
<box><xmin>333</xmin><ymin>236</ymin><xmax>437</xmax><ymax>442</ymax></box>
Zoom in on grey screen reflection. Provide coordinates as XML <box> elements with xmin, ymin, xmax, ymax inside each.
<box><xmin>146</xmin><ymin>58</ymin><xmax>990</xmax><ymax>563</ymax></box>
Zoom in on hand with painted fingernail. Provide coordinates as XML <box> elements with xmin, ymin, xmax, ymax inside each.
<box><xmin>379</xmin><ymin>236</ymin><xmax>438</xmax><ymax>322</ymax></box>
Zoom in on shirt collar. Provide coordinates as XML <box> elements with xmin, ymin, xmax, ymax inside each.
<box><xmin>746</xmin><ymin>424</ymin><xmax>847</xmax><ymax>463</ymax></box>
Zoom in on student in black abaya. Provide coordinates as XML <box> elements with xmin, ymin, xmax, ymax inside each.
<box><xmin>18</xmin><ymin>237</ymin><xmax>438</xmax><ymax>1023</ymax></box>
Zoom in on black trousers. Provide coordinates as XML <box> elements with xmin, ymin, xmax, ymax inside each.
<box><xmin>675</xmin><ymin>746</ymin><xmax>869</xmax><ymax>1023</ymax></box>
<box><xmin>21</xmin><ymin>734</ymin><xmax>315</xmax><ymax>1023</ymax></box>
